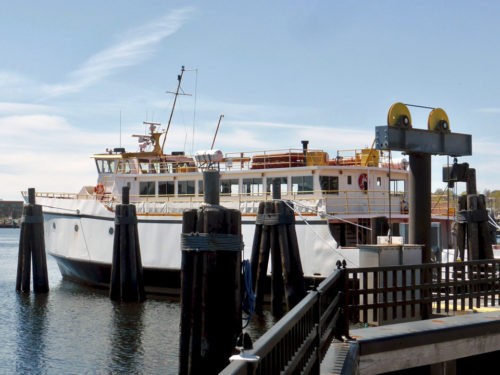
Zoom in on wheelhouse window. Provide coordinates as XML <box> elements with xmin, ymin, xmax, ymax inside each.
<box><xmin>320</xmin><ymin>176</ymin><xmax>339</xmax><ymax>194</ymax></box>
<box><xmin>159</xmin><ymin>181</ymin><xmax>175</xmax><ymax>196</ymax></box>
<box><xmin>96</xmin><ymin>159</ymin><xmax>117</xmax><ymax>174</ymax></box>
<box><xmin>221</xmin><ymin>179</ymin><xmax>239</xmax><ymax>196</ymax></box>
<box><xmin>117</xmin><ymin>160</ymin><xmax>131</xmax><ymax>174</ymax></box>
<box><xmin>266</xmin><ymin>177</ymin><xmax>288</xmax><ymax>195</ymax></box>
<box><xmin>292</xmin><ymin>176</ymin><xmax>313</xmax><ymax>194</ymax></box>
<box><xmin>242</xmin><ymin>178</ymin><xmax>263</xmax><ymax>196</ymax></box>
<box><xmin>139</xmin><ymin>181</ymin><xmax>155</xmax><ymax>196</ymax></box>
<box><xmin>178</xmin><ymin>180</ymin><xmax>195</xmax><ymax>196</ymax></box>
<box><xmin>139</xmin><ymin>159</ymin><xmax>159</xmax><ymax>174</ymax></box>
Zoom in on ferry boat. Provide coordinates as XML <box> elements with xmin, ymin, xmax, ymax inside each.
<box><xmin>25</xmin><ymin>71</ymin><xmax>454</xmax><ymax>294</ymax></box>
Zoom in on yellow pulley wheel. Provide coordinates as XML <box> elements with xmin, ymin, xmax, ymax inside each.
<box><xmin>387</xmin><ymin>102</ymin><xmax>412</xmax><ymax>128</ymax></box>
<box><xmin>428</xmin><ymin>108</ymin><xmax>450</xmax><ymax>132</ymax></box>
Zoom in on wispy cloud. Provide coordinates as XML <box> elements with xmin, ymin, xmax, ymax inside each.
<box><xmin>43</xmin><ymin>7</ymin><xmax>195</xmax><ymax>97</ymax></box>
<box><xmin>0</xmin><ymin>102</ymin><xmax>54</xmax><ymax>115</ymax></box>
<box><xmin>476</xmin><ymin>107</ymin><xmax>500</xmax><ymax>114</ymax></box>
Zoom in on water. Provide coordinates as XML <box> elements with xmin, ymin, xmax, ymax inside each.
<box><xmin>0</xmin><ymin>228</ymin><xmax>274</xmax><ymax>374</ymax></box>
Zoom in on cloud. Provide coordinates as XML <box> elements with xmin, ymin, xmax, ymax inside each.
<box><xmin>0</xmin><ymin>102</ymin><xmax>55</xmax><ymax>115</ymax></box>
<box><xmin>43</xmin><ymin>7</ymin><xmax>195</xmax><ymax>97</ymax></box>
<box><xmin>476</xmin><ymin>108</ymin><xmax>500</xmax><ymax>114</ymax></box>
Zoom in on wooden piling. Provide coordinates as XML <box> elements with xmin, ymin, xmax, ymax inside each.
<box><xmin>467</xmin><ymin>195</ymin><xmax>480</xmax><ymax>261</ymax></box>
<box><xmin>179</xmin><ymin>171</ymin><xmax>243</xmax><ymax>375</ymax></box>
<box><xmin>109</xmin><ymin>186</ymin><xmax>145</xmax><ymax>302</ymax></box>
<box><xmin>250</xmin><ymin>201</ymin><xmax>265</xmax><ymax>290</ymax></box>
<box><xmin>477</xmin><ymin>195</ymin><xmax>494</xmax><ymax>259</ymax></box>
<box><xmin>270</xmin><ymin>218</ymin><xmax>284</xmax><ymax>318</ymax></box>
<box><xmin>254</xmin><ymin>201</ymin><xmax>272</xmax><ymax>315</ymax></box>
<box><xmin>16</xmin><ymin>188</ymin><xmax>49</xmax><ymax>293</ymax></box>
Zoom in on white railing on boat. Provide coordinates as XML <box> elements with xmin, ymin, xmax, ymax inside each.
<box><xmin>27</xmin><ymin>190</ymin><xmax>457</xmax><ymax>219</ymax></box>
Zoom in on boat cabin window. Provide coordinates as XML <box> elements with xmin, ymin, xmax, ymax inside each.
<box><xmin>139</xmin><ymin>159</ymin><xmax>159</xmax><ymax>174</ymax></box>
<box><xmin>292</xmin><ymin>176</ymin><xmax>313</xmax><ymax>194</ymax></box>
<box><xmin>320</xmin><ymin>176</ymin><xmax>339</xmax><ymax>194</ymax></box>
<box><xmin>159</xmin><ymin>181</ymin><xmax>175</xmax><ymax>196</ymax></box>
<box><xmin>117</xmin><ymin>160</ymin><xmax>131</xmax><ymax>174</ymax></box>
<box><xmin>390</xmin><ymin>179</ymin><xmax>406</xmax><ymax>193</ymax></box>
<box><xmin>221</xmin><ymin>179</ymin><xmax>239</xmax><ymax>196</ymax></box>
<box><xmin>139</xmin><ymin>181</ymin><xmax>155</xmax><ymax>196</ymax></box>
<box><xmin>198</xmin><ymin>180</ymin><xmax>204</xmax><ymax>196</ymax></box>
<box><xmin>178</xmin><ymin>180</ymin><xmax>195</xmax><ymax>196</ymax></box>
<box><xmin>377</xmin><ymin>177</ymin><xmax>382</xmax><ymax>187</ymax></box>
<box><xmin>95</xmin><ymin>159</ymin><xmax>117</xmax><ymax>174</ymax></box>
<box><xmin>242</xmin><ymin>178</ymin><xmax>263</xmax><ymax>196</ymax></box>
<box><xmin>347</xmin><ymin>176</ymin><xmax>352</xmax><ymax>185</ymax></box>
<box><xmin>266</xmin><ymin>177</ymin><xmax>287</xmax><ymax>195</ymax></box>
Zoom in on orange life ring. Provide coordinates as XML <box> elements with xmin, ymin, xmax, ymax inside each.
<box><xmin>358</xmin><ymin>173</ymin><xmax>368</xmax><ymax>190</ymax></box>
<box><xmin>94</xmin><ymin>184</ymin><xmax>104</xmax><ymax>195</ymax></box>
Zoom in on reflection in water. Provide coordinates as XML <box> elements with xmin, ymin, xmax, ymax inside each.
<box><xmin>15</xmin><ymin>293</ymin><xmax>49</xmax><ymax>374</ymax></box>
<box><xmin>108</xmin><ymin>302</ymin><xmax>145</xmax><ymax>374</ymax></box>
<box><xmin>1</xmin><ymin>229</ymin><xmax>276</xmax><ymax>373</ymax></box>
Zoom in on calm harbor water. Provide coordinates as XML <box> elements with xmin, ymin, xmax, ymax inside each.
<box><xmin>0</xmin><ymin>228</ymin><xmax>274</xmax><ymax>374</ymax></box>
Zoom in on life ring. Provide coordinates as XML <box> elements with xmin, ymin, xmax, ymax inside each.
<box><xmin>358</xmin><ymin>173</ymin><xmax>368</xmax><ymax>190</ymax></box>
<box><xmin>94</xmin><ymin>184</ymin><xmax>104</xmax><ymax>195</ymax></box>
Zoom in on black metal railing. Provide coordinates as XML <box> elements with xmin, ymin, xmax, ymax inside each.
<box><xmin>220</xmin><ymin>268</ymin><xmax>347</xmax><ymax>375</ymax></box>
<box><xmin>348</xmin><ymin>259</ymin><xmax>500</xmax><ymax>324</ymax></box>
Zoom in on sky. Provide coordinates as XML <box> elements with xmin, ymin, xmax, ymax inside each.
<box><xmin>2</xmin><ymin>1</ymin><xmax>500</xmax><ymax>200</ymax></box>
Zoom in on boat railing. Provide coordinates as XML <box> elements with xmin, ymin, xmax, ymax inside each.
<box><xmin>321</xmin><ymin>190</ymin><xmax>407</xmax><ymax>216</ymax></box>
<box><xmin>30</xmin><ymin>189</ymin><xmax>456</xmax><ymax>218</ymax></box>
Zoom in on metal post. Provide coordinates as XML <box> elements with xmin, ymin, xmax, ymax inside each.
<box><xmin>28</xmin><ymin>188</ymin><xmax>35</xmax><ymax>205</ymax></box>
<box><xmin>203</xmin><ymin>170</ymin><xmax>220</xmax><ymax>205</ymax></box>
<box><xmin>408</xmin><ymin>152</ymin><xmax>431</xmax><ymax>320</ymax></box>
<box><xmin>272</xmin><ymin>178</ymin><xmax>281</xmax><ymax>200</ymax></box>
<box><xmin>408</xmin><ymin>153</ymin><xmax>432</xmax><ymax>262</ymax></box>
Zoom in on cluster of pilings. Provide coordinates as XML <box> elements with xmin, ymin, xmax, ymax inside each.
<box><xmin>16</xmin><ymin>188</ymin><xmax>49</xmax><ymax>293</ymax></box>
<box><xmin>250</xmin><ymin>180</ymin><xmax>306</xmax><ymax>318</ymax></box>
<box><xmin>109</xmin><ymin>186</ymin><xmax>145</xmax><ymax>302</ymax></box>
<box><xmin>446</xmin><ymin>163</ymin><xmax>494</xmax><ymax>261</ymax></box>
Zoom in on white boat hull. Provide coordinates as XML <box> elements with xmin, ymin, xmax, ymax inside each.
<box><xmin>40</xmin><ymin>197</ymin><xmax>347</xmax><ymax>293</ymax></box>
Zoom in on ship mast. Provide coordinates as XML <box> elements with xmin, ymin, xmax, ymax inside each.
<box><xmin>161</xmin><ymin>66</ymin><xmax>191</xmax><ymax>154</ymax></box>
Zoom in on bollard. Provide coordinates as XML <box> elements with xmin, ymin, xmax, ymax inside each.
<box><xmin>179</xmin><ymin>170</ymin><xmax>243</xmax><ymax>374</ymax></box>
<box><xmin>109</xmin><ymin>186</ymin><xmax>145</xmax><ymax>302</ymax></box>
<box><xmin>16</xmin><ymin>188</ymin><xmax>49</xmax><ymax>293</ymax></box>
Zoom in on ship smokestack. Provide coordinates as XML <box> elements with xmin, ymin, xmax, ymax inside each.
<box><xmin>301</xmin><ymin>140</ymin><xmax>309</xmax><ymax>163</ymax></box>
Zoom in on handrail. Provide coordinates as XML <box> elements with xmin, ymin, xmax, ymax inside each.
<box><xmin>220</xmin><ymin>268</ymin><xmax>347</xmax><ymax>374</ymax></box>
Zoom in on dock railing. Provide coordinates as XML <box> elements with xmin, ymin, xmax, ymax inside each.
<box><xmin>220</xmin><ymin>267</ymin><xmax>348</xmax><ymax>375</ymax></box>
<box><xmin>347</xmin><ymin>259</ymin><xmax>500</xmax><ymax>324</ymax></box>
<box><xmin>221</xmin><ymin>259</ymin><xmax>500</xmax><ymax>374</ymax></box>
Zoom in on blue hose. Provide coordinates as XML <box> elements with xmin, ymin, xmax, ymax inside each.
<box><xmin>241</xmin><ymin>260</ymin><xmax>255</xmax><ymax>328</ymax></box>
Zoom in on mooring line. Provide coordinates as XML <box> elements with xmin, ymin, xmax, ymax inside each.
<box><xmin>284</xmin><ymin>199</ymin><xmax>372</xmax><ymax>231</ymax></box>
<box><xmin>281</xmin><ymin>199</ymin><xmax>359</xmax><ymax>267</ymax></box>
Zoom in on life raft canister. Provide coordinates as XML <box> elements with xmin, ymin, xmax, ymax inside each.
<box><xmin>94</xmin><ymin>184</ymin><xmax>104</xmax><ymax>195</ymax></box>
<box><xmin>358</xmin><ymin>173</ymin><xmax>368</xmax><ymax>190</ymax></box>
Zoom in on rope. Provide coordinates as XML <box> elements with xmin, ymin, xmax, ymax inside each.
<box><xmin>241</xmin><ymin>260</ymin><xmax>255</xmax><ymax>328</ymax></box>
<box><xmin>280</xmin><ymin>200</ymin><xmax>359</xmax><ymax>267</ymax></box>
<box><xmin>286</xmin><ymin>199</ymin><xmax>372</xmax><ymax>231</ymax></box>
